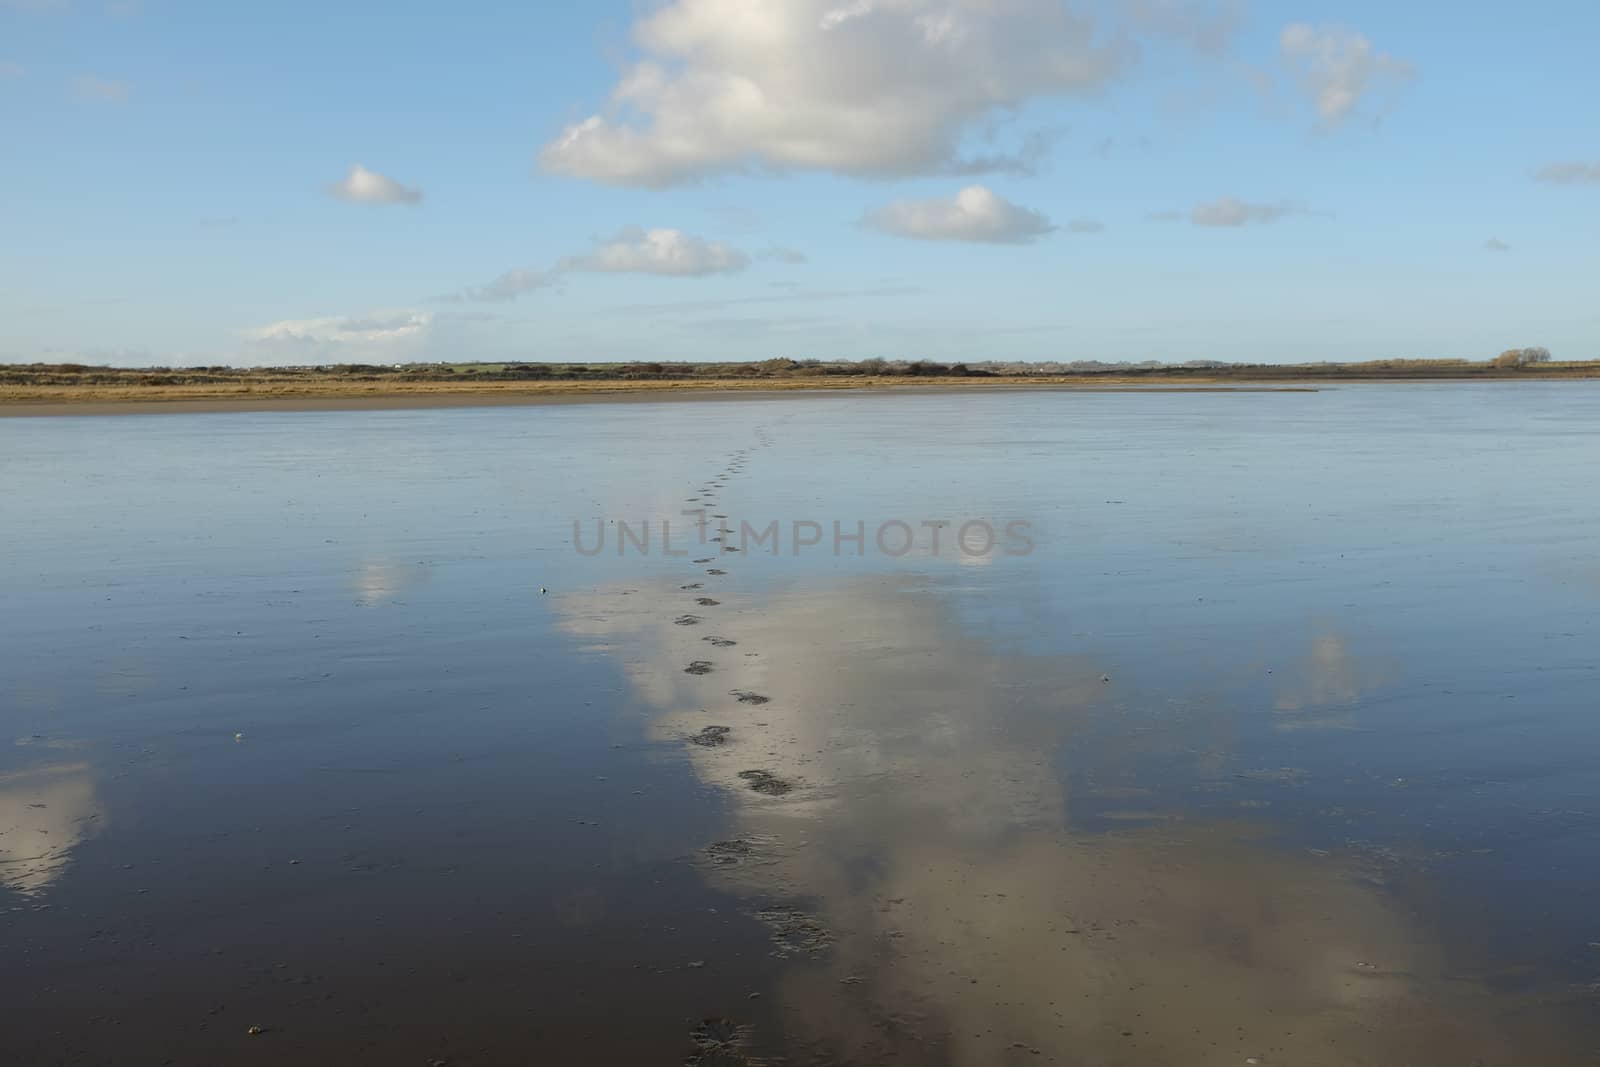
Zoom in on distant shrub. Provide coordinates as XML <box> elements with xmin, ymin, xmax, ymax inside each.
<box><xmin>1491</xmin><ymin>347</ymin><xmax>1552</xmax><ymax>368</ymax></box>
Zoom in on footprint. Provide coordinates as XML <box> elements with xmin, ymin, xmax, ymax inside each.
<box><xmin>738</xmin><ymin>770</ymin><xmax>793</xmax><ymax>796</ymax></box>
<box><xmin>688</xmin><ymin>725</ymin><xmax>731</xmax><ymax>747</ymax></box>
<box><xmin>674</xmin><ymin>614</ymin><xmax>702</xmax><ymax>626</ymax></box>
<box><xmin>684</xmin><ymin>660</ymin><xmax>714</xmax><ymax>675</ymax></box>
<box><xmin>706</xmin><ymin>569</ymin><xmax>727</xmax><ymax>576</ymax></box>
<box><xmin>693</xmin><ymin>558</ymin><xmax>714</xmax><ymax>564</ymax></box>
<box><xmin>704</xmin><ymin>637</ymin><xmax>737</xmax><ymax>647</ymax></box>
<box><xmin>695</xmin><ymin>597</ymin><xmax>721</xmax><ymax>606</ymax></box>
<box><xmin>731</xmin><ymin>691</ymin><xmax>770</xmax><ymax>705</ymax></box>
<box><xmin>682</xmin><ymin>583</ymin><xmax>703</xmax><ymax>590</ymax></box>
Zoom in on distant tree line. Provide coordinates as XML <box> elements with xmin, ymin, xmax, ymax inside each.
<box><xmin>5</xmin><ymin>347</ymin><xmax>1592</xmax><ymax>387</ymax></box>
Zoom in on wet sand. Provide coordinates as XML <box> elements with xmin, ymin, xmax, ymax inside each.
<box><xmin>4</xmin><ymin>387</ymin><xmax>1600</xmax><ymax>1064</ymax></box>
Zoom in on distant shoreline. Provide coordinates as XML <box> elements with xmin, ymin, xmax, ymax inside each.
<box><xmin>0</xmin><ymin>378</ymin><xmax>1322</xmax><ymax>417</ymax></box>
<box><xmin>2</xmin><ymin>367</ymin><xmax>1597</xmax><ymax>417</ymax></box>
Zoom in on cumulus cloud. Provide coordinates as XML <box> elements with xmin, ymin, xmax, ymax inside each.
<box><xmin>1483</xmin><ymin>238</ymin><xmax>1511</xmax><ymax>253</ymax></box>
<box><xmin>1534</xmin><ymin>161</ymin><xmax>1600</xmax><ymax>185</ymax></box>
<box><xmin>73</xmin><ymin>74</ymin><xmax>131</xmax><ymax>103</ymax></box>
<box><xmin>559</xmin><ymin>226</ymin><xmax>749</xmax><ymax>276</ymax></box>
<box><xmin>327</xmin><ymin>163</ymin><xmax>423</xmax><ymax>205</ymax></box>
<box><xmin>864</xmin><ymin>185</ymin><xmax>1055</xmax><ymax>244</ymax></box>
<box><xmin>1189</xmin><ymin>196</ymin><xmax>1307</xmax><ymax>227</ymax></box>
<box><xmin>1279</xmin><ymin>23</ymin><xmax>1413</xmax><ymax>127</ymax></box>
<box><xmin>538</xmin><ymin>0</ymin><xmax>1128</xmax><ymax>186</ymax></box>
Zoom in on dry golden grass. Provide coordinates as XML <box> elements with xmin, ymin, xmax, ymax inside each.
<box><xmin>4</xmin><ymin>361</ymin><xmax>1597</xmax><ymax>414</ymax></box>
<box><xmin>0</xmin><ymin>374</ymin><xmax>1320</xmax><ymax>411</ymax></box>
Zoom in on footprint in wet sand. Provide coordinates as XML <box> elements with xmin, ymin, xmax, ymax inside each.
<box><xmin>688</xmin><ymin>1018</ymin><xmax>754</xmax><ymax>1066</ymax></box>
<box><xmin>706</xmin><ymin>568</ymin><xmax>727</xmax><ymax>576</ymax></box>
<box><xmin>674</xmin><ymin>614</ymin><xmax>702</xmax><ymax>626</ymax></box>
<box><xmin>738</xmin><ymin>770</ymin><xmax>793</xmax><ymax>796</ymax></box>
<box><xmin>695</xmin><ymin>597</ymin><xmax>720</xmax><ymax>606</ymax></box>
<box><xmin>684</xmin><ymin>661</ymin><xmax>714</xmax><ymax>675</ymax></box>
<box><xmin>688</xmin><ymin>725</ymin><xmax>731</xmax><ymax>747</ymax></box>
<box><xmin>693</xmin><ymin>558</ymin><xmax>714</xmax><ymax>564</ymax></box>
<box><xmin>731</xmin><ymin>690</ymin><xmax>769</xmax><ymax>705</ymax></box>
<box><xmin>704</xmin><ymin>636</ymin><xmax>737</xmax><ymax>647</ymax></box>
<box><xmin>681</xmin><ymin>583</ymin><xmax>703</xmax><ymax>590</ymax></box>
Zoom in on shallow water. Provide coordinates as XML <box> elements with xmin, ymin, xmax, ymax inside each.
<box><xmin>2</xmin><ymin>385</ymin><xmax>1598</xmax><ymax>1064</ymax></box>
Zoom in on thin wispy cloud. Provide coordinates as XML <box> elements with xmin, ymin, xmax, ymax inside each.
<box><xmin>327</xmin><ymin>163</ymin><xmax>423</xmax><ymax>205</ymax></box>
<box><xmin>538</xmin><ymin>0</ymin><xmax>1128</xmax><ymax>187</ymax></box>
<box><xmin>445</xmin><ymin>228</ymin><xmax>751</xmax><ymax>304</ymax></box>
<box><xmin>759</xmin><ymin>246</ymin><xmax>809</xmax><ymax>265</ymax></box>
<box><xmin>1128</xmin><ymin>0</ymin><xmax>1246</xmax><ymax>57</ymax></box>
<box><xmin>1280</xmin><ymin>23</ymin><xmax>1414</xmax><ymax>127</ymax></box>
<box><xmin>1534</xmin><ymin>161</ymin><xmax>1600</xmax><ymax>184</ymax></box>
<box><xmin>458</xmin><ymin>268</ymin><xmax>556</xmax><ymax>304</ymax></box>
<box><xmin>73</xmin><ymin>74</ymin><xmax>131</xmax><ymax>103</ymax></box>
<box><xmin>1190</xmin><ymin>197</ymin><xmax>1310</xmax><ymax>227</ymax></box>
<box><xmin>864</xmin><ymin>186</ymin><xmax>1055</xmax><ymax>244</ymax></box>
<box><xmin>1483</xmin><ymin>238</ymin><xmax>1512</xmax><ymax>253</ymax></box>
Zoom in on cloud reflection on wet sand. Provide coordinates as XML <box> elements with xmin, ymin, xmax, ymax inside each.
<box><xmin>555</xmin><ymin>574</ymin><xmax>1592</xmax><ymax>1065</ymax></box>
<box><xmin>0</xmin><ymin>761</ymin><xmax>103</xmax><ymax>896</ymax></box>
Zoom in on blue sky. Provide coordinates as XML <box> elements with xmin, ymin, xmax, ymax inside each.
<box><xmin>1</xmin><ymin>0</ymin><xmax>1596</xmax><ymax>367</ymax></box>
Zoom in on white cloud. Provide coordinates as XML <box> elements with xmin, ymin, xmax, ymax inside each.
<box><xmin>1534</xmin><ymin>161</ymin><xmax>1600</xmax><ymax>185</ymax></box>
<box><xmin>864</xmin><ymin>185</ymin><xmax>1055</xmax><ymax>244</ymax></box>
<box><xmin>0</xmin><ymin>62</ymin><xmax>26</xmax><ymax>79</ymax></box>
<box><xmin>327</xmin><ymin>163</ymin><xmax>423</xmax><ymax>205</ymax></box>
<box><xmin>1190</xmin><ymin>196</ymin><xmax>1306</xmax><ymax>227</ymax></box>
<box><xmin>241</xmin><ymin>310</ymin><xmax>433</xmax><ymax>357</ymax></box>
<box><xmin>73</xmin><ymin>74</ymin><xmax>131</xmax><ymax>103</ymax></box>
<box><xmin>445</xmin><ymin>228</ymin><xmax>750</xmax><ymax>303</ymax></box>
<box><xmin>560</xmin><ymin>226</ymin><xmax>749</xmax><ymax>276</ymax></box>
<box><xmin>538</xmin><ymin>0</ymin><xmax>1127</xmax><ymax>186</ymax></box>
<box><xmin>1483</xmin><ymin>238</ymin><xmax>1511</xmax><ymax>253</ymax></box>
<box><xmin>1279</xmin><ymin>23</ymin><xmax>1413</xmax><ymax>127</ymax></box>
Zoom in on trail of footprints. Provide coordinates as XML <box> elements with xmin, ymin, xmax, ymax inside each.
<box><xmin>673</xmin><ymin>425</ymin><xmax>800</xmax><ymax>1066</ymax></box>
<box><xmin>666</xmin><ymin>434</ymin><xmax>793</xmax><ymax>798</ymax></box>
